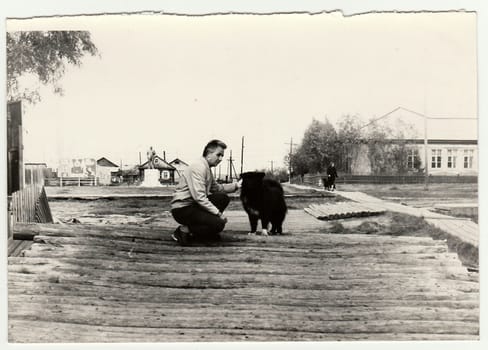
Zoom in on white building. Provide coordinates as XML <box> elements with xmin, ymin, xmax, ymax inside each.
<box><xmin>351</xmin><ymin>108</ymin><xmax>477</xmax><ymax>176</ymax></box>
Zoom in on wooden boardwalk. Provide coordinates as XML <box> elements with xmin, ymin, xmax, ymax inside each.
<box><xmin>8</xmin><ymin>209</ymin><xmax>479</xmax><ymax>342</ymax></box>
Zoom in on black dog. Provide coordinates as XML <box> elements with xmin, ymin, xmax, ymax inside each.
<box><xmin>240</xmin><ymin>171</ymin><xmax>287</xmax><ymax>235</ymax></box>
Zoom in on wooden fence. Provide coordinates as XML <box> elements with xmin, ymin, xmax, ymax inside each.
<box><xmin>45</xmin><ymin>176</ymin><xmax>99</xmax><ymax>187</ymax></box>
<box><xmin>10</xmin><ymin>184</ymin><xmax>53</xmax><ymax>226</ymax></box>
<box><xmin>24</xmin><ymin>164</ymin><xmax>46</xmax><ymax>187</ymax></box>
<box><xmin>299</xmin><ymin>174</ymin><xmax>478</xmax><ymax>186</ymax></box>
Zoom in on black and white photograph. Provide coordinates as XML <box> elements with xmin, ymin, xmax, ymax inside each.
<box><xmin>2</xmin><ymin>0</ymin><xmax>486</xmax><ymax>348</ymax></box>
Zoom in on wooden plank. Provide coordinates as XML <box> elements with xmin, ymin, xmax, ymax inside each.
<box><xmin>7</xmin><ymin>279</ymin><xmax>479</xmax><ymax>305</ymax></box>
<box><xmin>22</xmin><ymin>221</ymin><xmax>446</xmax><ymax>245</ymax></box>
<box><xmin>7</xmin><ymin>238</ymin><xmax>23</xmax><ymax>257</ymax></box>
<box><xmin>29</xmin><ymin>232</ymin><xmax>453</xmax><ymax>253</ymax></box>
<box><xmin>7</xmin><ymin>269</ymin><xmax>478</xmax><ymax>295</ymax></box>
<box><xmin>22</xmin><ymin>243</ymin><xmax>466</xmax><ymax>269</ymax></box>
<box><xmin>8</xmin><ymin>294</ymin><xmax>479</xmax><ymax>319</ymax></box>
<box><xmin>7</xmin><ymin>291</ymin><xmax>479</xmax><ymax>310</ymax></box>
<box><xmin>8</xmin><ymin>302</ymin><xmax>478</xmax><ymax>334</ymax></box>
<box><xmin>7</xmin><ymin>319</ymin><xmax>479</xmax><ymax>342</ymax></box>
<box><xmin>7</xmin><ymin>256</ymin><xmax>478</xmax><ymax>284</ymax></box>
<box><xmin>9</xmin><ymin>241</ymin><xmax>33</xmax><ymax>257</ymax></box>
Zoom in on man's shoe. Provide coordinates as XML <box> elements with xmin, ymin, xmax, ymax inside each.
<box><xmin>172</xmin><ymin>227</ymin><xmax>190</xmax><ymax>246</ymax></box>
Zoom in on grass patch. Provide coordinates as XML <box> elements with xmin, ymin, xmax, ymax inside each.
<box><xmin>323</xmin><ymin>212</ymin><xmax>478</xmax><ymax>269</ymax></box>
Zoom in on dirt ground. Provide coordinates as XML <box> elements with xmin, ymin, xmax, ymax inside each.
<box><xmin>46</xmin><ymin>182</ymin><xmax>478</xmax><ymax>223</ymax></box>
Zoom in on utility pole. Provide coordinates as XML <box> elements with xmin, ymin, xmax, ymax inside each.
<box><xmin>269</xmin><ymin>161</ymin><xmax>274</xmax><ymax>174</ymax></box>
<box><xmin>240</xmin><ymin>136</ymin><xmax>244</xmax><ymax>175</ymax></box>
<box><xmin>229</xmin><ymin>150</ymin><xmax>233</xmax><ymax>182</ymax></box>
<box><xmin>285</xmin><ymin>138</ymin><xmax>298</xmax><ymax>183</ymax></box>
<box><xmin>423</xmin><ymin>114</ymin><xmax>429</xmax><ymax>191</ymax></box>
<box><xmin>138</xmin><ymin>152</ymin><xmax>141</xmax><ymax>166</ymax></box>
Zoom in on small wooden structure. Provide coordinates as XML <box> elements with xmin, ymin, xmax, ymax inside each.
<box><xmin>139</xmin><ymin>156</ymin><xmax>176</xmax><ymax>184</ymax></box>
<box><xmin>169</xmin><ymin>158</ymin><xmax>189</xmax><ymax>183</ymax></box>
<box><xmin>96</xmin><ymin>157</ymin><xmax>119</xmax><ymax>185</ymax></box>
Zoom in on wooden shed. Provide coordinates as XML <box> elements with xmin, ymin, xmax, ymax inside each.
<box><xmin>139</xmin><ymin>156</ymin><xmax>177</xmax><ymax>184</ymax></box>
<box><xmin>96</xmin><ymin>157</ymin><xmax>119</xmax><ymax>185</ymax></box>
<box><xmin>169</xmin><ymin>158</ymin><xmax>188</xmax><ymax>184</ymax></box>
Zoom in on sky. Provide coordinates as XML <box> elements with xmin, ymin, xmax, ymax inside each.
<box><xmin>6</xmin><ymin>10</ymin><xmax>478</xmax><ymax>172</ymax></box>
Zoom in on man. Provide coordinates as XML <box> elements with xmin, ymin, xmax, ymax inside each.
<box><xmin>326</xmin><ymin>161</ymin><xmax>338</xmax><ymax>191</ymax></box>
<box><xmin>170</xmin><ymin>139</ymin><xmax>241</xmax><ymax>245</ymax></box>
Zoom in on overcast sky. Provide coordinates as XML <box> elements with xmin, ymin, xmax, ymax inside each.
<box><xmin>7</xmin><ymin>11</ymin><xmax>478</xmax><ymax>171</ymax></box>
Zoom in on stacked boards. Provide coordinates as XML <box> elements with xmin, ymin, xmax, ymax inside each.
<box><xmin>305</xmin><ymin>202</ymin><xmax>385</xmax><ymax>221</ymax></box>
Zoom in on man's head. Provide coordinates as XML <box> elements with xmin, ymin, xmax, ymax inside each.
<box><xmin>203</xmin><ymin>139</ymin><xmax>227</xmax><ymax>167</ymax></box>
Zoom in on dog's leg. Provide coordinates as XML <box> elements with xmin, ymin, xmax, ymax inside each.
<box><xmin>276</xmin><ymin>224</ymin><xmax>283</xmax><ymax>235</ymax></box>
<box><xmin>248</xmin><ymin>214</ymin><xmax>259</xmax><ymax>235</ymax></box>
<box><xmin>261</xmin><ymin>219</ymin><xmax>269</xmax><ymax>236</ymax></box>
<box><xmin>270</xmin><ymin>224</ymin><xmax>276</xmax><ymax>235</ymax></box>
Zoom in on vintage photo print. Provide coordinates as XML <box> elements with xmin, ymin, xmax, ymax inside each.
<box><xmin>2</xmin><ymin>1</ymin><xmax>485</xmax><ymax>349</ymax></box>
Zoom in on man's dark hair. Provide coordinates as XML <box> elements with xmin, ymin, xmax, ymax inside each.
<box><xmin>203</xmin><ymin>139</ymin><xmax>227</xmax><ymax>156</ymax></box>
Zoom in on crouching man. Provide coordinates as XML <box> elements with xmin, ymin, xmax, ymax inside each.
<box><xmin>170</xmin><ymin>139</ymin><xmax>241</xmax><ymax>245</ymax></box>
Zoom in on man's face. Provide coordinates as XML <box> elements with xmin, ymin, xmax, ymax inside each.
<box><xmin>207</xmin><ymin>146</ymin><xmax>225</xmax><ymax>167</ymax></box>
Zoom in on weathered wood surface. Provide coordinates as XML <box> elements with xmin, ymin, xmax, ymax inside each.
<box><xmin>8</xmin><ymin>210</ymin><xmax>479</xmax><ymax>342</ymax></box>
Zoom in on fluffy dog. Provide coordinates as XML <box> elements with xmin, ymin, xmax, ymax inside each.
<box><xmin>240</xmin><ymin>171</ymin><xmax>287</xmax><ymax>235</ymax></box>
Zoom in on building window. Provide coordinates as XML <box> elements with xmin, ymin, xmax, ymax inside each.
<box><xmin>431</xmin><ymin>149</ymin><xmax>442</xmax><ymax>168</ymax></box>
<box><xmin>162</xmin><ymin>170</ymin><xmax>170</xmax><ymax>179</ymax></box>
<box><xmin>464</xmin><ymin>149</ymin><xmax>474</xmax><ymax>169</ymax></box>
<box><xmin>407</xmin><ymin>149</ymin><xmax>417</xmax><ymax>169</ymax></box>
<box><xmin>447</xmin><ymin>149</ymin><xmax>457</xmax><ymax>169</ymax></box>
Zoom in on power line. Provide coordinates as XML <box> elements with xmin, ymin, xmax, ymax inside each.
<box><xmin>360</xmin><ymin>106</ymin><xmax>477</xmax><ymax>130</ymax></box>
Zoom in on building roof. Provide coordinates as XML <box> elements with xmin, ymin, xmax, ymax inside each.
<box><xmin>366</xmin><ymin>107</ymin><xmax>477</xmax><ymax>141</ymax></box>
<box><xmin>140</xmin><ymin>156</ymin><xmax>176</xmax><ymax>170</ymax></box>
<box><xmin>169</xmin><ymin>158</ymin><xmax>189</xmax><ymax>166</ymax></box>
<box><xmin>97</xmin><ymin>157</ymin><xmax>119</xmax><ymax>168</ymax></box>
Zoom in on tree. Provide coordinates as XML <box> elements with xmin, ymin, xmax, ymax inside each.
<box><xmin>7</xmin><ymin>31</ymin><xmax>99</xmax><ymax>103</ymax></box>
<box><xmin>289</xmin><ymin>145</ymin><xmax>310</xmax><ymax>177</ymax></box>
<box><xmin>336</xmin><ymin>114</ymin><xmax>364</xmax><ymax>173</ymax></box>
<box><xmin>296</xmin><ymin>118</ymin><xmax>338</xmax><ymax>174</ymax></box>
<box><xmin>366</xmin><ymin>117</ymin><xmax>420</xmax><ymax>174</ymax></box>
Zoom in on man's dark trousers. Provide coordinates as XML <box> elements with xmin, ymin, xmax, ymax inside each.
<box><xmin>171</xmin><ymin>192</ymin><xmax>230</xmax><ymax>238</ymax></box>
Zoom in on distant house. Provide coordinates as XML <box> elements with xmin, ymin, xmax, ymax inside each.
<box><xmin>169</xmin><ymin>158</ymin><xmax>189</xmax><ymax>184</ymax></box>
<box><xmin>140</xmin><ymin>155</ymin><xmax>177</xmax><ymax>184</ymax></box>
<box><xmin>96</xmin><ymin>157</ymin><xmax>119</xmax><ymax>185</ymax></box>
<box><xmin>113</xmin><ymin>166</ymin><xmax>140</xmax><ymax>185</ymax></box>
<box><xmin>349</xmin><ymin>108</ymin><xmax>478</xmax><ymax>176</ymax></box>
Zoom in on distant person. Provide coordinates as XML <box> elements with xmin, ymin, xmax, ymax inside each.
<box><xmin>326</xmin><ymin>161</ymin><xmax>338</xmax><ymax>191</ymax></box>
<box><xmin>170</xmin><ymin>139</ymin><xmax>242</xmax><ymax>245</ymax></box>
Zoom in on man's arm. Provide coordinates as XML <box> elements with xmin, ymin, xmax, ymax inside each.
<box><xmin>210</xmin><ymin>179</ymin><xmax>239</xmax><ymax>194</ymax></box>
